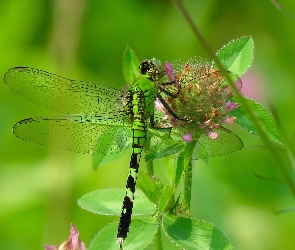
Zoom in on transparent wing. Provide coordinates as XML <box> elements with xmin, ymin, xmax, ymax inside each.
<box><xmin>147</xmin><ymin>126</ymin><xmax>243</xmax><ymax>161</ymax></box>
<box><xmin>192</xmin><ymin>127</ymin><xmax>243</xmax><ymax>160</ymax></box>
<box><xmin>4</xmin><ymin>67</ymin><xmax>124</xmax><ymax>115</ymax></box>
<box><xmin>152</xmin><ymin>109</ymin><xmax>173</xmax><ymax>129</ymax></box>
<box><xmin>13</xmin><ymin>116</ymin><xmax>132</xmax><ymax>155</ymax></box>
<box><xmin>145</xmin><ymin>127</ymin><xmax>185</xmax><ymax>161</ymax></box>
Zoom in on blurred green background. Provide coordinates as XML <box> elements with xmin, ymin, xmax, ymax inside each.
<box><xmin>1</xmin><ymin>0</ymin><xmax>295</xmax><ymax>249</ymax></box>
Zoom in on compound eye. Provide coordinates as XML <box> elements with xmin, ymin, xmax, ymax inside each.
<box><xmin>139</xmin><ymin>60</ymin><xmax>151</xmax><ymax>75</ymax></box>
<box><xmin>139</xmin><ymin>59</ymin><xmax>163</xmax><ymax>81</ymax></box>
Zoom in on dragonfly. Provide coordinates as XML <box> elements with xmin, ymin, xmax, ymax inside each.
<box><xmin>3</xmin><ymin>50</ymin><xmax>179</xmax><ymax>247</ymax></box>
<box><xmin>4</xmin><ymin>51</ymin><xmax>243</xmax><ymax>247</ymax></box>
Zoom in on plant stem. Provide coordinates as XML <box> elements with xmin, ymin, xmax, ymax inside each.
<box><xmin>154</xmin><ymin>225</ymin><xmax>163</xmax><ymax>250</ymax></box>
<box><xmin>146</xmin><ymin>160</ymin><xmax>154</xmax><ymax>177</ymax></box>
<box><xmin>171</xmin><ymin>0</ymin><xmax>295</xmax><ymax>199</ymax></box>
<box><xmin>183</xmin><ymin>160</ymin><xmax>192</xmax><ymax>217</ymax></box>
<box><xmin>144</xmin><ymin>135</ymin><xmax>154</xmax><ymax>177</ymax></box>
<box><xmin>181</xmin><ymin>141</ymin><xmax>195</xmax><ymax>216</ymax></box>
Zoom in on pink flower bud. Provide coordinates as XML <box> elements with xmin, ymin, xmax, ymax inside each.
<box><xmin>165</xmin><ymin>61</ymin><xmax>176</xmax><ymax>82</ymax></box>
<box><xmin>208</xmin><ymin>131</ymin><xmax>218</xmax><ymax>140</ymax></box>
<box><xmin>225</xmin><ymin>101</ymin><xmax>238</xmax><ymax>112</ymax></box>
<box><xmin>222</xmin><ymin>116</ymin><xmax>236</xmax><ymax>124</ymax></box>
<box><xmin>182</xmin><ymin>133</ymin><xmax>193</xmax><ymax>142</ymax></box>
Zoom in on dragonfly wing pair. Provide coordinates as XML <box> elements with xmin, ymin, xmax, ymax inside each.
<box><xmin>4</xmin><ymin>67</ymin><xmax>122</xmax><ymax>115</ymax></box>
<box><xmin>4</xmin><ymin>67</ymin><xmax>133</xmax><ymax>155</ymax></box>
<box><xmin>13</xmin><ymin>116</ymin><xmax>132</xmax><ymax>155</ymax></box>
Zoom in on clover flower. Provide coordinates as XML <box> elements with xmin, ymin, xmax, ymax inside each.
<box><xmin>43</xmin><ymin>223</ymin><xmax>86</xmax><ymax>250</ymax></box>
<box><xmin>159</xmin><ymin>58</ymin><xmax>241</xmax><ymax>142</ymax></box>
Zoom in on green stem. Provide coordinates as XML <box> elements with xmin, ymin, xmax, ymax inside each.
<box><xmin>183</xmin><ymin>160</ymin><xmax>192</xmax><ymax>217</ymax></box>
<box><xmin>181</xmin><ymin>141</ymin><xmax>195</xmax><ymax>216</ymax></box>
<box><xmin>154</xmin><ymin>225</ymin><xmax>163</xmax><ymax>250</ymax></box>
<box><xmin>144</xmin><ymin>134</ymin><xmax>154</xmax><ymax>177</ymax></box>
<box><xmin>171</xmin><ymin>0</ymin><xmax>295</xmax><ymax>200</ymax></box>
<box><xmin>146</xmin><ymin>160</ymin><xmax>154</xmax><ymax>177</ymax></box>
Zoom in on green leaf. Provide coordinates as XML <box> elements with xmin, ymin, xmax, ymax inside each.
<box><xmin>193</xmin><ymin>128</ymin><xmax>243</xmax><ymax>161</ymax></box>
<box><xmin>163</xmin><ymin>157</ymin><xmax>176</xmax><ymax>186</ymax></box>
<box><xmin>162</xmin><ymin>214</ymin><xmax>233</xmax><ymax>250</ymax></box>
<box><xmin>145</xmin><ymin>141</ymin><xmax>184</xmax><ymax>161</ymax></box>
<box><xmin>146</xmin><ymin>127</ymin><xmax>182</xmax><ymax>161</ymax></box>
<box><xmin>174</xmin><ymin>141</ymin><xmax>196</xmax><ymax>187</ymax></box>
<box><xmin>158</xmin><ymin>185</ymin><xmax>174</xmax><ymax>214</ymax></box>
<box><xmin>230</xmin><ymin>97</ymin><xmax>283</xmax><ymax>145</ymax></box>
<box><xmin>137</xmin><ymin>172</ymin><xmax>164</xmax><ymax>205</ymax></box>
<box><xmin>174</xmin><ymin>141</ymin><xmax>195</xmax><ymax>187</ymax></box>
<box><xmin>91</xmin><ymin>126</ymin><xmax>132</xmax><ymax>170</ymax></box>
<box><xmin>78</xmin><ymin>188</ymin><xmax>156</xmax><ymax>216</ymax></box>
<box><xmin>92</xmin><ymin>151</ymin><xmax>126</xmax><ymax>171</ymax></box>
<box><xmin>88</xmin><ymin>218</ymin><xmax>158</xmax><ymax>250</ymax></box>
<box><xmin>175</xmin><ymin>155</ymin><xmax>185</xmax><ymax>187</ymax></box>
<box><xmin>182</xmin><ymin>142</ymin><xmax>195</xmax><ymax>214</ymax></box>
<box><xmin>216</xmin><ymin>36</ymin><xmax>254</xmax><ymax>77</ymax></box>
<box><xmin>123</xmin><ymin>46</ymin><xmax>141</xmax><ymax>84</ymax></box>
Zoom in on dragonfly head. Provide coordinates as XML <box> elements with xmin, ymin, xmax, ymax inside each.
<box><xmin>139</xmin><ymin>59</ymin><xmax>164</xmax><ymax>82</ymax></box>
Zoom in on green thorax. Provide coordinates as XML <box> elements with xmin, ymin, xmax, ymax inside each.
<box><xmin>125</xmin><ymin>77</ymin><xmax>157</xmax><ymax>124</ymax></box>
<box><xmin>123</xmin><ymin>58</ymin><xmax>164</xmax><ymax>124</ymax></box>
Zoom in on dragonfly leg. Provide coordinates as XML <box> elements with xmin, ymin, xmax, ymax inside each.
<box><xmin>158</xmin><ymin>84</ymin><xmax>179</xmax><ymax>98</ymax></box>
<box><xmin>157</xmin><ymin>93</ymin><xmax>183</xmax><ymax>121</ymax></box>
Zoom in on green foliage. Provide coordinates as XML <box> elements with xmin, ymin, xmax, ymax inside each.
<box><xmin>123</xmin><ymin>46</ymin><xmax>141</xmax><ymax>85</ymax></box>
<box><xmin>230</xmin><ymin>97</ymin><xmax>283</xmax><ymax>145</ymax></box>
<box><xmin>145</xmin><ymin>141</ymin><xmax>184</xmax><ymax>161</ymax></box>
<box><xmin>216</xmin><ymin>36</ymin><xmax>281</xmax><ymax>145</ymax></box>
<box><xmin>162</xmin><ymin>215</ymin><xmax>232</xmax><ymax>250</ymax></box>
<box><xmin>136</xmin><ymin>172</ymin><xmax>164</xmax><ymax>205</ymax></box>
<box><xmin>92</xmin><ymin>151</ymin><xmax>126</xmax><ymax>171</ymax></box>
<box><xmin>216</xmin><ymin>36</ymin><xmax>254</xmax><ymax>77</ymax></box>
<box><xmin>78</xmin><ymin>189</ymin><xmax>156</xmax><ymax>216</ymax></box>
<box><xmin>88</xmin><ymin>219</ymin><xmax>158</xmax><ymax>250</ymax></box>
